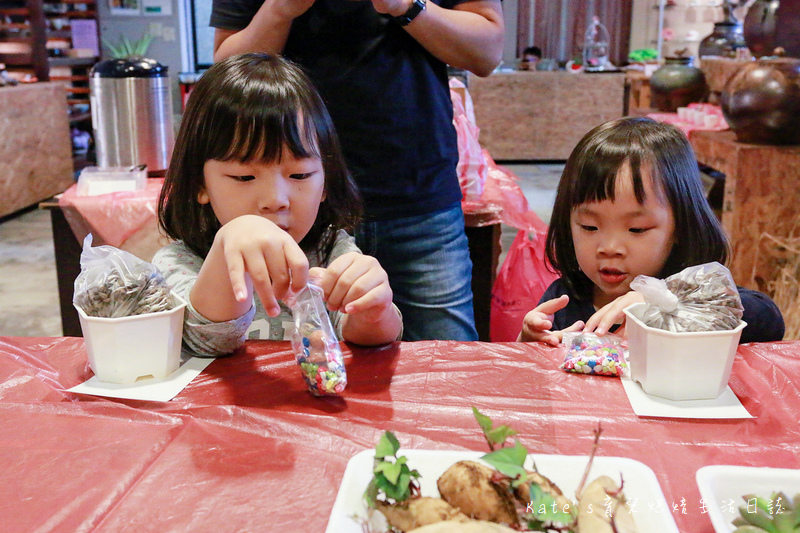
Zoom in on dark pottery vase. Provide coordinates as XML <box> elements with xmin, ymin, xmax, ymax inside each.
<box><xmin>744</xmin><ymin>0</ymin><xmax>800</xmax><ymax>58</ymax></box>
<box><xmin>699</xmin><ymin>21</ymin><xmax>747</xmax><ymax>58</ymax></box>
<box><xmin>721</xmin><ymin>57</ymin><xmax>800</xmax><ymax>144</ymax></box>
<box><xmin>650</xmin><ymin>57</ymin><xmax>708</xmax><ymax>112</ymax></box>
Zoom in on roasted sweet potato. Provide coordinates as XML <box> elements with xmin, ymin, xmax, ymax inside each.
<box><xmin>576</xmin><ymin>475</ymin><xmax>637</xmax><ymax>533</ymax></box>
<box><xmin>375</xmin><ymin>497</ymin><xmax>469</xmax><ymax>531</ymax></box>
<box><xmin>436</xmin><ymin>460</ymin><xmax>519</xmax><ymax>526</ymax></box>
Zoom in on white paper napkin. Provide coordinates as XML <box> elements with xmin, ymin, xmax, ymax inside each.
<box><xmin>67</xmin><ymin>356</ymin><xmax>214</xmax><ymax>402</ymax></box>
<box><xmin>621</xmin><ymin>376</ymin><xmax>752</xmax><ymax>419</ymax></box>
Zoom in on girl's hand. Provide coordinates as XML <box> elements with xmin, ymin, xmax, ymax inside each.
<box><xmin>517</xmin><ymin>295</ymin><xmax>584</xmax><ymax>346</ymax></box>
<box><xmin>310</xmin><ymin>252</ymin><xmax>392</xmax><ymax>317</ymax></box>
<box><xmin>583</xmin><ymin>291</ymin><xmax>645</xmax><ymax>337</ymax></box>
<box><xmin>309</xmin><ymin>252</ymin><xmax>401</xmax><ymax>345</ymax></box>
<box><xmin>212</xmin><ymin>215</ymin><xmax>309</xmax><ymax>317</ymax></box>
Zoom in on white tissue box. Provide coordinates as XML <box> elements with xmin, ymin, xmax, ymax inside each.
<box><xmin>76</xmin><ymin>166</ymin><xmax>147</xmax><ymax>197</ymax></box>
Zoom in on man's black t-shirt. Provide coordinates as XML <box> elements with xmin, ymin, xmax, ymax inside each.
<box><xmin>211</xmin><ymin>0</ymin><xmax>466</xmax><ymax>220</ymax></box>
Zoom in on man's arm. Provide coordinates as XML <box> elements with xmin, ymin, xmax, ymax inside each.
<box><xmin>214</xmin><ymin>0</ymin><xmax>504</xmax><ymax>77</ymax></box>
<box><xmin>213</xmin><ymin>0</ymin><xmax>314</xmax><ymax>61</ymax></box>
<box><xmin>376</xmin><ymin>0</ymin><xmax>504</xmax><ymax>77</ymax></box>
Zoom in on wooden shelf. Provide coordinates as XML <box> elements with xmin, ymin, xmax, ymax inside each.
<box><xmin>0</xmin><ymin>7</ymin><xmax>30</xmax><ymax>15</ymax></box>
<box><xmin>1</xmin><ymin>0</ymin><xmax>99</xmax><ymax>80</ymax></box>
<box><xmin>68</xmin><ymin>111</ymin><xmax>91</xmax><ymax>123</ymax></box>
<box><xmin>50</xmin><ymin>74</ymin><xmax>88</xmax><ymax>82</ymax></box>
<box><xmin>48</xmin><ymin>56</ymin><xmax>96</xmax><ymax>67</ymax></box>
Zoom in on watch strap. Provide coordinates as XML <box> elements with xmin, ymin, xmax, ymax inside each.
<box><xmin>394</xmin><ymin>0</ymin><xmax>426</xmax><ymax>27</ymax></box>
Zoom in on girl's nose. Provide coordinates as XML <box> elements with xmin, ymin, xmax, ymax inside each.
<box><xmin>598</xmin><ymin>234</ymin><xmax>625</xmax><ymax>257</ymax></box>
<box><xmin>257</xmin><ymin>177</ymin><xmax>290</xmax><ymax>213</ymax></box>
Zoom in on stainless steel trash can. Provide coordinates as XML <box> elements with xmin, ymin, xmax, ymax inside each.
<box><xmin>90</xmin><ymin>57</ymin><xmax>174</xmax><ymax>175</ymax></box>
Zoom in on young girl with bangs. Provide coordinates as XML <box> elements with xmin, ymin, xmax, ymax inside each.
<box><xmin>154</xmin><ymin>53</ymin><xmax>402</xmax><ymax>356</ymax></box>
<box><xmin>519</xmin><ymin>117</ymin><xmax>784</xmax><ymax>345</ymax></box>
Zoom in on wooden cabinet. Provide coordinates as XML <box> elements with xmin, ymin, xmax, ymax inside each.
<box><xmin>688</xmin><ymin>130</ymin><xmax>800</xmax><ymax>293</ymax></box>
<box><xmin>467</xmin><ymin>71</ymin><xmax>626</xmax><ymax>161</ymax></box>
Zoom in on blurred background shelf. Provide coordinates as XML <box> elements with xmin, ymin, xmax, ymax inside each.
<box><xmin>1</xmin><ymin>0</ymin><xmax>100</xmax><ymax>168</ymax></box>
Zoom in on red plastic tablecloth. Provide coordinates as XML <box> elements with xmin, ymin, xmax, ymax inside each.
<box><xmin>1</xmin><ymin>337</ymin><xmax>798</xmax><ymax>532</ymax></box>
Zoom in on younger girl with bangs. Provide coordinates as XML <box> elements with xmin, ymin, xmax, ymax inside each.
<box><xmin>518</xmin><ymin>117</ymin><xmax>784</xmax><ymax>345</ymax></box>
<box><xmin>154</xmin><ymin>53</ymin><xmax>402</xmax><ymax>356</ymax></box>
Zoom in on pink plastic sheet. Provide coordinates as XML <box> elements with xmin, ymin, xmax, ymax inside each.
<box><xmin>57</xmin><ymin>179</ymin><xmax>163</xmax><ymax>249</ymax></box>
<box><xmin>1</xmin><ymin>336</ymin><xmax>799</xmax><ymax>532</ymax></box>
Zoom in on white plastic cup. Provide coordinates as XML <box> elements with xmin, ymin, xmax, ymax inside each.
<box><xmin>704</xmin><ymin>114</ymin><xmax>719</xmax><ymax>128</ymax></box>
<box><xmin>677</xmin><ymin>107</ymin><xmax>689</xmax><ymax>121</ymax></box>
<box><xmin>623</xmin><ymin>303</ymin><xmax>745</xmax><ymax>400</ymax></box>
<box><xmin>75</xmin><ymin>293</ymin><xmax>186</xmax><ymax>384</ymax></box>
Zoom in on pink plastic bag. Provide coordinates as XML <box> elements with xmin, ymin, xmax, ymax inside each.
<box><xmin>451</xmin><ymin>80</ymin><xmax>487</xmax><ymax>202</ymax></box>
<box><xmin>490</xmin><ymin>228</ymin><xmax>559</xmax><ymax>341</ymax></box>
<box><xmin>485</xmin><ymin>152</ymin><xmax>559</xmax><ymax>341</ymax></box>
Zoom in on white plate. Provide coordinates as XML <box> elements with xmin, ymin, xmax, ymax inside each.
<box><xmin>696</xmin><ymin>465</ymin><xmax>800</xmax><ymax>533</ymax></box>
<box><xmin>326</xmin><ymin>449</ymin><xmax>679</xmax><ymax>532</ymax></box>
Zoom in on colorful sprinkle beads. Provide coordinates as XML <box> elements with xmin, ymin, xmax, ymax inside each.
<box><xmin>561</xmin><ymin>332</ymin><xmax>627</xmax><ymax>377</ymax></box>
<box><xmin>289</xmin><ymin>284</ymin><xmax>347</xmax><ymax>396</ymax></box>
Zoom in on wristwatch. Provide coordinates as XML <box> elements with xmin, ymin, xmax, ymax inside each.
<box><xmin>393</xmin><ymin>0</ymin><xmax>426</xmax><ymax>27</ymax></box>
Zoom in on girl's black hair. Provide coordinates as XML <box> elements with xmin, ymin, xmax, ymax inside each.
<box><xmin>158</xmin><ymin>53</ymin><xmax>361</xmax><ymax>260</ymax></box>
<box><xmin>546</xmin><ymin>116</ymin><xmax>729</xmax><ymax>302</ymax></box>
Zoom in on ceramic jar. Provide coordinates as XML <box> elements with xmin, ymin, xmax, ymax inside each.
<box><xmin>721</xmin><ymin>57</ymin><xmax>800</xmax><ymax>144</ymax></box>
<box><xmin>743</xmin><ymin>0</ymin><xmax>800</xmax><ymax>58</ymax></box>
<box><xmin>699</xmin><ymin>21</ymin><xmax>747</xmax><ymax>58</ymax></box>
<box><xmin>650</xmin><ymin>57</ymin><xmax>708</xmax><ymax>112</ymax></box>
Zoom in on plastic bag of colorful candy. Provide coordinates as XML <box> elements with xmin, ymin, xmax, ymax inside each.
<box><xmin>561</xmin><ymin>332</ymin><xmax>628</xmax><ymax>377</ymax></box>
<box><xmin>287</xmin><ymin>283</ymin><xmax>347</xmax><ymax>396</ymax></box>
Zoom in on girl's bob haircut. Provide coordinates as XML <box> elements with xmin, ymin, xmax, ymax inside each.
<box><xmin>158</xmin><ymin>52</ymin><xmax>361</xmax><ymax>260</ymax></box>
<box><xmin>547</xmin><ymin>116</ymin><xmax>729</xmax><ymax>302</ymax></box>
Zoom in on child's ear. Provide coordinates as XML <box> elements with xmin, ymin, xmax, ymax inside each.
<box><xmin>197</xmin><ymin>187</ymin><xmax>210</xmax><ymax>204</ymax></box>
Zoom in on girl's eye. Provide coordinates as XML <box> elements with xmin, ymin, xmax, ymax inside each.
<box><xmin>229</xmin><ymin>174</ymin><xmax>255</xmax><ymax>182</ymax></box>
<box><xmin>579</xmin><ymin>224</ymin><xmax>597</xmax><ymax>232</ymax></box>
<box><xmin>629</xmin><ymin>227</ymin><xmax>650</xmax><ymax>234</ymax></box>
<box><xmin>289</xmin><ymin>172</ymin><xmax>315</xmax><ymax>181</ymax></box>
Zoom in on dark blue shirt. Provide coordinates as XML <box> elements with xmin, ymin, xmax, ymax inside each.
<box><xmin>539</xmin><ymin>278</ymin><xmax>785</xmax><ymax>344</ymax></box>
<box><xmin>211</xmin><ymin>0</ymin><xmax>465</xmax><ymax>220</ymax></box>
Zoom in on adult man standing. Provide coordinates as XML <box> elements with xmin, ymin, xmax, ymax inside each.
<box><xmin>211</xmin><ymin>0</ymin><xmax>504</xmax><ymax>340</ymax></box>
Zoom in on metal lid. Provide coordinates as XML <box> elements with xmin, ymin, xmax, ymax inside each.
<box><xmin>91</xmin><ymin>57</ymin><xmax>168</xmax><ymax>78</ymax></box>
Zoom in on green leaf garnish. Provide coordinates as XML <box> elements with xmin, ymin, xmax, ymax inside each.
<box><xmin>481</xmin><ymin>439</ymin><xmax>528</xmax><ymax>487</ymax></box>
<box><xmin>472</xmin><ymin>407</ymin><xmax>517</xmax><ymax>450</ymax></box>
<box><xmin>364</xmin><ymin>431</ymin><xmax>420</xmax><ymax>508</ymax></box>
<box><xmin>525</xmin><ymin>483</ymin><xmax>576</xmax><ymax>524</ymax></box>
<box><xmin>374</xmin><ymin>431</ymin><xmax>400</xmax><ymax>459</ymax></box>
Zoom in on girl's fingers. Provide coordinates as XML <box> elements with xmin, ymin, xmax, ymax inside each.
<box><xmin>535</xmin><ymin>294</ymin><xmax>570</xmax><ymax>317</ymax></box>
<box><xmin>564</xmin><ymin>320</ymin><xmax>585</xmax><ymax>333</ymax></box>
<box><xmin>224</xmin><ymin>252</ymin><xmax>249</xmax><ymax>303</ymax></box>
<box><xmin>325</xmin><ymin>254</ymin><xmax>375</xmax><ymax>311</ymax></box>
<box><xmin>241</xmin><ymin>249</ymin><xmax>282</xmax><ymax>316</ymax></box>
<box><xmin>284</xmin><ymin>243</ymin><xmax>310</xmax><ymax>293</ymax></box>
<box><xmin>307</xmin><ymin>267</ymin><xmax>326</xmax><ymax>286</ymax></box>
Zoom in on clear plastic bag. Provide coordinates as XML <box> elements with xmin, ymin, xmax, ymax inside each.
<box><xmin>630</xmin><ymin>262</ymin><xmax>744</xmax><ymax>333</ymax></box>
<box><xmin>288</xmin><ymin>283</ymin><xmax>347</xmax><ymax>396</ymax></box>
<box><xmin>73</xmin><ymin>234</ymin><xmax>173</xmax><ymax>318</ymax></box>
<box><xmin>561</xmin><ymin>332</ymin><xmax>627</xmax><ymax>377</ymax></box>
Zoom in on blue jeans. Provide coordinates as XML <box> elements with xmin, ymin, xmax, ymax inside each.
<box><xmin>355</xmin><ymin>203</ymin><xmax>478</xmax><ymax>341</ymax></box>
